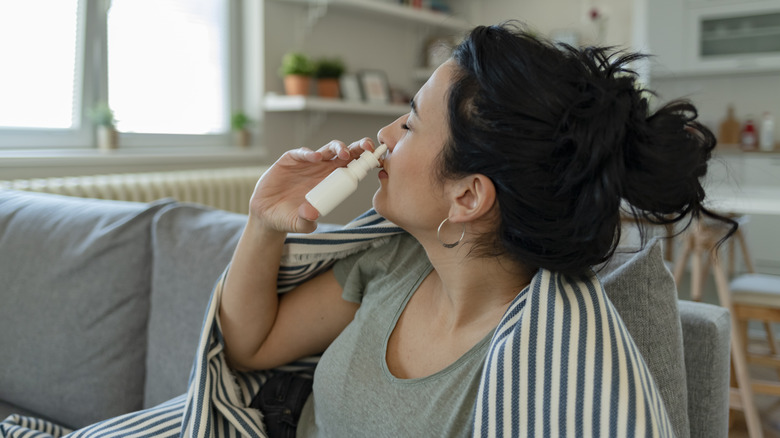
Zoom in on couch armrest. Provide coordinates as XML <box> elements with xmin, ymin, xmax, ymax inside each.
<box><xmin>678</xmin><ymin>300</ymin><xmax>731</xmax><ymax>438</ymax></box>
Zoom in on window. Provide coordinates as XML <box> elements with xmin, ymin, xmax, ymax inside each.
<box><xmin>108</xmin><ymin>0</ymin><xmax>229</xmax><ymax>135</ymax></box>
<box><xmin>0</xmin><ymin>0</ymin><xmax>80</xmax><ymax>130</ymax></box>
<box><xmin>0</xmin><ymin>0</ymin><xmax>239</xmax><ymax>149</ymax></box>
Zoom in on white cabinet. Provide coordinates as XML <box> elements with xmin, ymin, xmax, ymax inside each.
<box><xmin>688</xmin><ymin>1</ymin><xmax>780</xmax><ymax>72</ymax></box>
<box><xmin>648</xmin><ymin>0</ymin><xmax>780</xmax><ymax>76</ymax></box>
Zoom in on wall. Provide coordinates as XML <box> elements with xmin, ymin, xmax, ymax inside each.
<box><xmin>259</xmin><ymin>0</ymin><xmax>642</xmax><ymax>224</ymax></box>
<box><xmin>260</xmin><ymin>1</ymin><xmax>450</xmax><ymax>224</ymax></box>
<box><xmin>651</xmin><ymin>73</ymin><xmax>780</xmax><ymax>145</ymax></box>
<box><xmin>471</xmin><ymin>0</ymin><xmax>635</xmax><ymax>48</ymax></box>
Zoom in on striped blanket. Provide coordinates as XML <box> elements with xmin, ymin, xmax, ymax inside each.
<box><xmin>0</xmin><ymin>209</ymin><xmax>674</xmax><ymax>437</ymax></box>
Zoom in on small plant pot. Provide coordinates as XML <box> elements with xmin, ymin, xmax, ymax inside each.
<box><xmin>283</xmin><ymin>75</ymin><xmax>311</xmax><ymax>96</ymax></box>
<box><xmin>97</xmin><ymin>126</ymin><xmax>118</xmax><ymax>151</ymax></box>
<box><xmin>316</xmin><ymin>78</ymin><xmax>340</xmax><ymax>99</ymax></box>
<box><xmin>233</xmin><ymin>129</ymin><xmax>251</xmax><ymax>148</ymax></box>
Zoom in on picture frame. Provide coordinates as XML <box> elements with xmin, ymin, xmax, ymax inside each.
<box><xmin>339</xmin><ymin>74</ymin><xmax>363</xmax><ymax>102</ymax></box>
<box><xmin>358</xmin><ymin>70</ymin><xmax>390</xmax><ymax>104</ymax></box>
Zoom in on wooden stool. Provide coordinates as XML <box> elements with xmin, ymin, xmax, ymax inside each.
<box><xmin>731</xmin><ymin>274</ymin><xmax>780</xmax><ymax>398</ymax></box>
<box><xmin>673</xmin><ymin>215</ymin><xmax>752</xmax><ymax>302</ymax></box>
<box><xmin>672</xmin><ymin>217</ymin><xmax>764</xmax><ymax>438</ymax></box>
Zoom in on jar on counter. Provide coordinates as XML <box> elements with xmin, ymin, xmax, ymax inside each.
<box><xmin>760</xmin><ymin>112</ymin><xmax>775</xmax><ymax>152</ymax></box>
<box><xmin>741</xmin><ymin>117</ymin><xmax>758</xmax><ymax>151</ymax></box>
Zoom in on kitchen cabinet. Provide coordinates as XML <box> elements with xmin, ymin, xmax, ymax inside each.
<box><xmin>647</xmin><ymin>0</ymin><xmax>780</xmax><ymax>77</ymax></box>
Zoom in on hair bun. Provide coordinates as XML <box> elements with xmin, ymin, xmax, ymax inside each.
<box><xmin>443</xmin><ymin>23</ymin><xmax>734</xmax><ymax>275</ymax></box>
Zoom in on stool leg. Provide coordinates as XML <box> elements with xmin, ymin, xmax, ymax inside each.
<box><xmin>741</xmin><ymin>318</ymin><xmax>752</xmax><ymax>357</ymax></box>
<box><xmin>674</xmin><ymin>235</ymin><xmax>692</xmax><ymax>287</ymax></box>
<box><xmin>691</xmin><ymin>245</ymin><xmax>705</xmax><ymax>302</ymax></box>
<box><xmin>713</xmin><ymin>257</ymin><xmax>764</xmax><ymax>438</ymax></box>
<box><xmin>764</xmin><ymin>322</ymin><xmax>777</xmax><ymax>355</ymax></box>
<box><xmin>730</xmin><ymin>358</ymin><xmax>740</xmax><ymax>430</ymax></box>
<box><xmin>729</xmin><ymin>238</ymin><xmax>736</xmax><ymax>278</ymax></box>
<box><xmin>760</xmin><ymin>322</ymin><xmax>780</xmax><ymax>382</ymax></box>
<box><xmin>702</xmin><ymin>252</ymin><xmax>714</xmax><ymax>299</ymax></box>
<box><xmin>736</xmin><ymin>229</ymin><xmax>756</xmax><ymax>274</ymax></box>
<box><xmin>664</xmin><ymin>223</ymin><xmax>675</xmax><ymax>262</ymax></box>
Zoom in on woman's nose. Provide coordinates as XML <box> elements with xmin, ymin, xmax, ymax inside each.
<box><xmin>377</xmin><ymin>114</ymin><xmax>406</xmax><ymax>151</ymax></box>
<box><xmin>377</xmin><ymin>127</ymin><xmax>389</xmax><ymax>150</ymax></box>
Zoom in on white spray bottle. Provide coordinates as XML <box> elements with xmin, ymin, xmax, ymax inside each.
<box><xmin>305</xmin><ymin>144</ymin><xmax>388</xmax><ymax>217</ymax></box>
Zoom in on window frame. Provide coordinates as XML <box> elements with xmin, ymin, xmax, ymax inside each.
<box><xmin>0</xmin><ymin>0</ymin><xmax>242</xmax><ymax>150</ymax></box>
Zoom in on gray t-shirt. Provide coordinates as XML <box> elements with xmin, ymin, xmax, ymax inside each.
<box><xmin>296</xmin><ymin>234</ymin><xmax>493</xmax><ymax>437</ymax></box>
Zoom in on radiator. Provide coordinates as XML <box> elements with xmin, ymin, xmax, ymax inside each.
<box><xmin>0</xmin><ymin>166</ymin><xmax>269</xmax><ymax>214</ymax></box>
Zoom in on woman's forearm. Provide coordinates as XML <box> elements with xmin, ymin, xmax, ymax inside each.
<box><xmin>217</xmin><ymin>142</ymin><xmax>371</xmax><ymax>370</ymax></box>
<box><xmin>220</xmin><ymin>216</ymin><xmax>287</xmax><ymax>370</ymax></box>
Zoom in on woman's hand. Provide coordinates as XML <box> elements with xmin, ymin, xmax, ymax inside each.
<box><xmin>249</xmin><ymin>138</ymin><xmax>377</xmax><ymax>234</ymax></box>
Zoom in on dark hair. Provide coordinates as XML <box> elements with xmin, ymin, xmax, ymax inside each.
<box><xmin>440</xmin><ymin>23</ymin><xmax>736</xmax><ymax>276</ymax></box>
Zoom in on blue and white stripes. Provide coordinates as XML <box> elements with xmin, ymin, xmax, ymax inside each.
<box><xmin>1</xmin><ymin>208</ymin><xmax>673</xmax><ymax>437</ymax></box>
<box><xmin>473</xmin><ymin>269</ymin><xmax>674</xmax><ymax>437</ymax></box>
<box><xmin>0</xmin><ymin>414</ymin><xmax>73</xmax><ymax>438</ymax></box>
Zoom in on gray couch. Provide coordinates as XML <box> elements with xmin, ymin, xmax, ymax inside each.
<box><xmin>0</xmin><ymin>190</ymin><xmax>731</xmax><ymax>437</ymax></box>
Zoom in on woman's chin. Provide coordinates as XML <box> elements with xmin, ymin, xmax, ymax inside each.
<box><xmin>371</xmin><ymin>191</ymin><xmax>390</xmax><ymax>220</ymax></box>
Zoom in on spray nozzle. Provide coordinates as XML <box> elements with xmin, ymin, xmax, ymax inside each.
<box><xmin>373</xmin><ymin>143</ymin><xmax>388</xmax><ymax>160</ymax></box>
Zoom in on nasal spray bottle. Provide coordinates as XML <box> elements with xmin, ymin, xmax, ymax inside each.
<box><xmin>305</xmin><ymin>144</ymin><xmax>388</xmax><ymax>217</ymax></box>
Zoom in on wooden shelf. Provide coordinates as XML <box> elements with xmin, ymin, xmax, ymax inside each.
<box><xmin>263</xmin><ymin>95</ymin><xmax>409</xmax><ymax>116</ymax></box>
<box><xmin>268</xmin><ymin>0</ymin><xmax>470</xmax><ymax>31</ymax></box>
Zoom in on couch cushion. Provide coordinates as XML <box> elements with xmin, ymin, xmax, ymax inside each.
<box><xmin>145</xmin><ymin>203</ymin><xmax>361</xmax><ymax>407</ymax></box>
<box><xmin>0</xmin><ymin>400</ymin><xmax>45</xmax><ymax>423</ymax></box>
<box><xmin>0</xmin><ymin>190</ymin><xmax>173</xmax><ymax>429</ymax></box>
<box><xmin>145</xmin><ymin>203</ymin><xmax>247</xmax><ymax>407</ymax></box>
<box><xmin>597</xmin><ymin>239</ymin><xmax>690</xmax><ymax>438</ymax></box>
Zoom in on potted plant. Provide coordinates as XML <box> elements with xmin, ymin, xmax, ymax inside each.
<box><xmin>314</xmin><ymin>57</ymin><xmax>346</xmax><ymax>99</ymax></box>
<box><xmin>89</xmin><ymin>104</ymin><xmax>118</xmax><ymax>151</ymax></box>
<box><xmin>231</xmin><ymin>112</ymin><xmax>252</xmax><ymax>147</ymax></box>
<box><xmin>279</xmin><ymin>52</ymin><xmax>314</xmax><ymax>96</ymax></box>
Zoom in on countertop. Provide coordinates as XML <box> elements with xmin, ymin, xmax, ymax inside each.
<box><xmin>707</xmin><ymin>186</ymin><xmax>780</xmax><ymax>215</ymax></box>
<box><xmin>714</xmin><ymin>143</ymin><xmax>780</xmax><ymax>156</ymax></box>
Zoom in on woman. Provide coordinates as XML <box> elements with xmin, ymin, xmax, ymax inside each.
<box><xmin>220</xmin><ymin>24</ymin><xmax>731</xmax><ymax>437</ymax></box>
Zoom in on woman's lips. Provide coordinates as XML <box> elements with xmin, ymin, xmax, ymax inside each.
<box><xmin>378</xmin><ymin>169</ymin><xmax>388</xmax><ymax>179</ymax></box>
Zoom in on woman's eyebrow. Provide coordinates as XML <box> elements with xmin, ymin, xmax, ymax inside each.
<box><xmin>410</xmin><ymin>98</ymin><xmax>420</xmax><ymax>120</ymax></box>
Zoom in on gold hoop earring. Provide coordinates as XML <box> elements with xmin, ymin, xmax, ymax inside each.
<box><xmin>437</xmin><ymin>218</ymin><xmax>465</xmax><ymax>249</ymax></box>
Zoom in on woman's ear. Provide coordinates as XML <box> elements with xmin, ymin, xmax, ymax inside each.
<box><xmin>448</xmin><ymin>174</ymin><xmax>496</xmax><ymax>223</ymax></box>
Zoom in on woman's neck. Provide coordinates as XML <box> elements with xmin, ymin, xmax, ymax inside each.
<box><xmin>422</xmin><ymin>248</ymin><xmax>532</xmax><ymax>332</ymax></box>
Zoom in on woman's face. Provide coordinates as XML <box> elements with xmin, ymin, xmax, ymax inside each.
<box><xmin>373</xmin><ymin>59</ymin><xmax>455</xmax><ymax>234</ymax></box>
